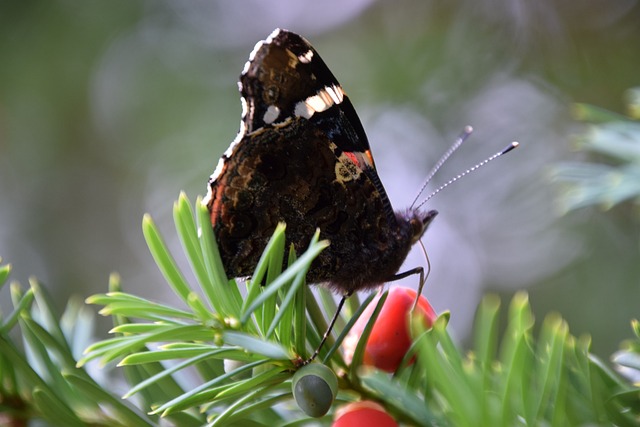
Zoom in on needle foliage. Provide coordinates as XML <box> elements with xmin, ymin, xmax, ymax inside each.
<box><xmin>1</xmin><ymin>194</ymin><xmax>639</xmax><ymax>426</ymax></box>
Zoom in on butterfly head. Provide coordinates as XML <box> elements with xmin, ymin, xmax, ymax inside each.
<box><xmin>406</xmin><ymin>209</ymin><xmax>438</xmax><ymax>245</ymax></box>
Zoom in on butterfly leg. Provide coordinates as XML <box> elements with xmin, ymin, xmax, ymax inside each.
<box><xmin>302</xmin><ymin>263</ymin><xmax>429</xmax><ymax>365</ymax></box>
<box><xmin>387</xmin><ymin>266</ymin><xmax>424</xmax><ymax>282</ymax></box>
<box><xmin>302</xmin><ymin>291</ymin><xmax>352</xmax><ymax>365</ymax></box>
<box><xmin>386</xmin><ymin>265</ymin><xmax>427</xmax><ymax>312</ymax></box>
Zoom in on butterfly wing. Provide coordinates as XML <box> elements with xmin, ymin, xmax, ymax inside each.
<box><xmin>239</xmin><ymin>29</ymin><xmax>395</xmax><ymax>221</ymax></box>
<box><xmin>206</xmin><ymin>29</ymin><xmax>413</xmax><ymax>291</ymax></box>
<box><xmin>240</xmin><ymin>30</ymin><xmax>364</xmax><ymax>141</ymax></box>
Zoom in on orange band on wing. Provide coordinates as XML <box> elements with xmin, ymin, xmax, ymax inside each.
<box><xmin>344</xmin><ymin>150</ymin><xmax>375</xmax><ymax>170</ymax></box>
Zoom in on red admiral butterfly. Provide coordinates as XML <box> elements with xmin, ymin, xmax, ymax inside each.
<box><xmin>204</xmin><ymin>28</ymin><xmax>438</xmax><ymax>295</ymax></box>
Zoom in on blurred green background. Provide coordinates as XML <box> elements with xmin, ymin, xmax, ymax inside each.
<box><xmin>1</xmin><ymin>0</ymin><xmax>639</xmax><ymax>358</ymax></box>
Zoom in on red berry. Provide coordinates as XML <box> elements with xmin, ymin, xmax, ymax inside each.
<box><xmin>344</xmin><ymin>287</ymin><xmax>437</xmax><ymax>372</ymax></box>
<box><xmin>332</xmin><ymin>401</ymin><xmax>398</xmax><ymax>427</ymax></box>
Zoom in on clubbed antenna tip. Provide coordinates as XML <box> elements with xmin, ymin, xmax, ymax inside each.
<box><xmin>414</xmin><ymin>139</ymin><xmax>520</xmax><ymax>210</ymax></box>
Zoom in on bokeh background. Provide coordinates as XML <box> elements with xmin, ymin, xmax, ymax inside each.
<box><xmin>1</xmin><ymin>0</ymin><xmax>639</xmax><ymax>359</ymax></box>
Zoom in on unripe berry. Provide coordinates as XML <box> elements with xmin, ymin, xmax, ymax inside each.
<box><xmin>292</xmin><ymin>363</ymin><xmax>338</xmax><ymax>417</ymax></box>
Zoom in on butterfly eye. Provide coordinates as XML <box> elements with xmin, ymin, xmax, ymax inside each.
<box><xmin>409</xmin><ymin>218</ymin><xmax>424</xmax><ymax>241</ymax></box>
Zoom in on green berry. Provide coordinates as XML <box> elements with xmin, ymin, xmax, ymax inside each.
<box><xmin>292</xmin><ymin>363</ymin><xmax>338</xmax><ymax>417</ymax></box>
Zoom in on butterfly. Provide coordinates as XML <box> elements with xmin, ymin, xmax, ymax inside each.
<box><xmin>204</xmin><ymin>28</ymin><xmax>438</xmax><ymax>297</ymax></box>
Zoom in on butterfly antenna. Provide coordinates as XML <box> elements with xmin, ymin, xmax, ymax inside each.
<box><xmin>415</xmin><ymin>141</ymin><xmax>520</xmax><ymax>211</ymax></box>
<box><xmin>410</xmin><ymin>126</ymin><xmax>474</xmax><ymax>209</ymax></box>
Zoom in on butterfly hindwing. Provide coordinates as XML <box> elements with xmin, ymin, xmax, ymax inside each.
<box><xmin>208</xmin><ymin>116</ymin><xmax>391</xmax><ymax>286</ymax></box>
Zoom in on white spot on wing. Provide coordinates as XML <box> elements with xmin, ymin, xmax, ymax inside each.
<box><xmin>240</xmin><ymin>96</ymin><xmax>248</xmax><ymax>119</ymax></box>
<box><xmin>242</xmin><ymin>29</ymin><xmax>283</xmax><ymax>75</ymax></box>
<box><xmin>209</xmin><ymin>156</ymin><xmax>227</xmax><ymax>183</ymax></box>
<box><xmin>326</xmin><ymin>84</ymin><xmax>345</xmax><ymax>104</ymax></box>
<box><xmin>203</xmin><ymin>185</ymin><xmax>213</xmax><ymax>206</ymax></box>
<box><xmin>222</xmin><ymin>121</ymin><xmax>246</xmax><ymax>159</ymax></box>
<box><xmin>298</xmin><ymin>49</ymin><xmax>314</xmax><ymax>63</ymax></box>
<box><xmin>293</xmin><ymin>84</ymin><xmax>346</xmax><ymax>119</ymax></box>
<box><xmin>266</xmin><ymin>28</ymin><xmax>282</xmax><ymax>43</ymax></box>
<box><xmin>306</xmin><ymin>91</ymin><xmax>332</xmax><ymax>112</ymax></box>
<box><xmin>263</xmin><ymin>105</ymin><xmax>280</xmax><ymax>124</ymax></box>
<box><xmin>294</xmin><ymin>101</ymin><xmax>314</xmax><ymax>119</ymax></box>
<box><xmin>242</xmin><ymin>40</ymin><xmax>263</xmax><ymax>75</ymax></box>
<box><xmin>204</xmin><ymin>119</ymin><xmax>248</xmax><ymax>207</ymax></box>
